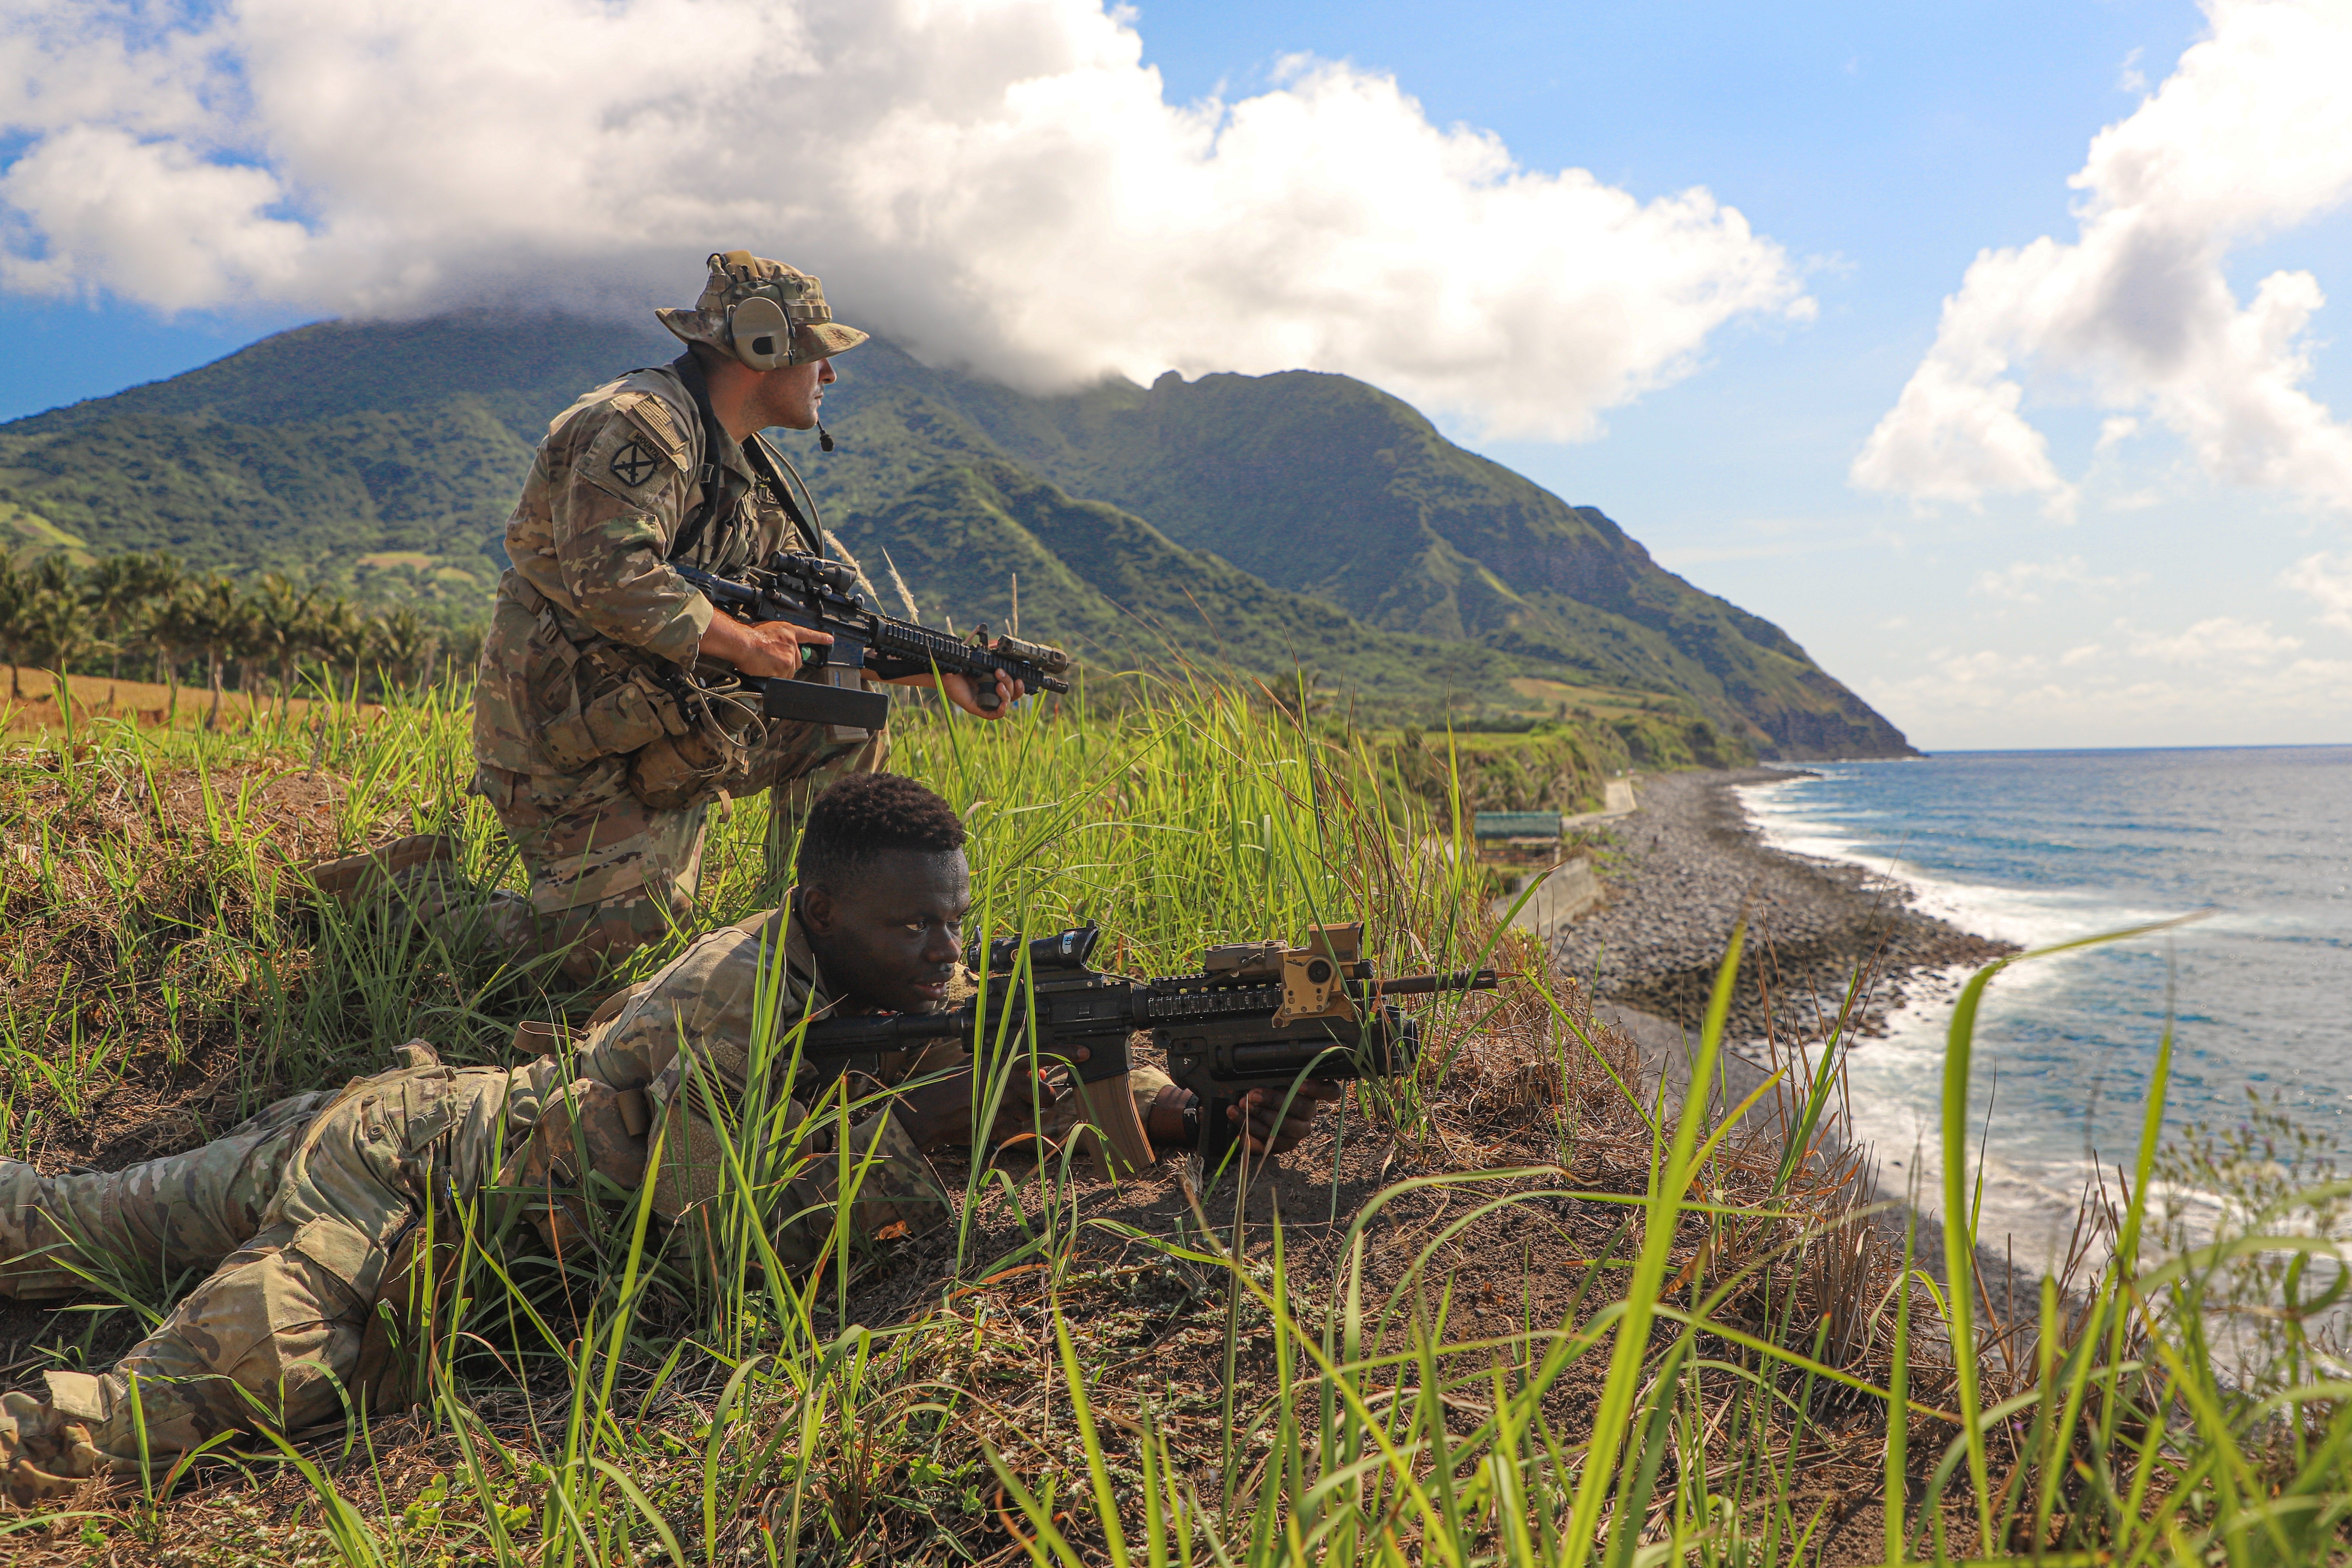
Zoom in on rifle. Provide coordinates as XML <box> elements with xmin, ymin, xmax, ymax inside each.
<box><xmin>676</xmin><ymin>551</ymin><xmax>1073</xmax><ymax>731</ymax></box>
<box><xmin>789</xmin><ymin>922</ymin><xmax>1498</xmax><ymax>1184</ymax></box>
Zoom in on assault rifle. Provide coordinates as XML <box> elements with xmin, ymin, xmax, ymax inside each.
<box><xmin>790</xmin><ymin>923</ymin><xmax>1498</xmax><ymax>1184</ymax></box>
<box><xmin>676</xmin><ymin>551</ymin><xmax>1073</xmax><ymax>731</ymax></box>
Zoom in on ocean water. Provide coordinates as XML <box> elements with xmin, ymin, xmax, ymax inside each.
<box><xmin>1735</xmin><ymin>747</ymin><xmax>2352</xmax><ymax>1266</ymax></box>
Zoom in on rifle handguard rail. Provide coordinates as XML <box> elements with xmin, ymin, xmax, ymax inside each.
<box><xmin>674</xmin><ymin>556</ymin><xmax>1075</xmax><ymax>722</ymax></box>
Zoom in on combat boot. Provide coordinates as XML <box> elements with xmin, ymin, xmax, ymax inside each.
<box><xmin>0</xmin><ymin>1389</ymin><xmax>103</xmax><ymax>1504</ymax></box>
<box><xmin>298</xmin><ymin>833</ymin><xmax>458</xmax><ymax>906</ymax></box>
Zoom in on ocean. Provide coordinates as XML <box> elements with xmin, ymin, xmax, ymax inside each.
<box><xmin>1736</xmin><ymin>746</ymin><xmax>2352</xmax><ymax>1267</ymax></box>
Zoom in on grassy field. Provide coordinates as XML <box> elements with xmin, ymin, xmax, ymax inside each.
<box><xmin>0</xmin><ymin>679</ymin><xmax>2346</xmax><ymax>1565</ymax></box>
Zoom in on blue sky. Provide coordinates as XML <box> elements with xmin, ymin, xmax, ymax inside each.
<box><xmin>3</xmin><ymin>0</ymin><xmax>2347</xmax><ymax>749</ymax></box>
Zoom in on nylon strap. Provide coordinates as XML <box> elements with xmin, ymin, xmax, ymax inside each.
<box><xmin>665</xmin><ymin>352</ymin><xmax>737</xmax><ymax>568</ymax></box>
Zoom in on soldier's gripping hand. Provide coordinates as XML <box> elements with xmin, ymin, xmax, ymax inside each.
<box><xmin>885</xmin><ymin>668</ymin><xmax>1026</xmax><ymax>720</ymax></box>
<box><xmin>1233</xmin><ymin>1080</ymin><xmax>1343</xmax><ymax>1154</ymax></box>
<box><xmin>701</xmin><ymin>614</ymin><xmax>833</xmax><ymax>680</ymax></box>
<box><xmin>1148</xmin><ymin>1080</ymin><xmax>1343</xmax><ymax>1156</ymax></box>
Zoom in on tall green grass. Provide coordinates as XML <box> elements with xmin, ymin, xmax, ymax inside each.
<box><xmin>5</xmin><ymin>677</ymin><xmax>2349</xmax><ymax>1565</ymax></box>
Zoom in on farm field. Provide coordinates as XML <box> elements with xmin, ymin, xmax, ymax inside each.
<box><xmin>0</xmin><ymin>683</ymin><xmax>2338</xmax><ymax>1565</ymax></box>
<box><xmin>0</xmin><ymin>667</ymin><xmax>383</xmax><ymax>734</ymax></box>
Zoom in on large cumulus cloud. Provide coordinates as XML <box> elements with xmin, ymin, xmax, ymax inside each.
<box><xmin>1851</xmin><ymin>0</ymin><xmax>2352</xmax><ymax>516</ymax></box>
<box><xmin>0</xmin><ymin>0</ymin><xmax>1809</xmax><ymax>438</ymax></box>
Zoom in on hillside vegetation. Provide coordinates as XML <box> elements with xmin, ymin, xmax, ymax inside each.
<box><xmin>0</xmin><ymin>689</ymin><xmax>2330</xmax><ymax>1565</ymax></box>
<box><xmin>0</xmin><ymin>314</ymin><xmax>1910</xmax><ymax>755</ymax></box>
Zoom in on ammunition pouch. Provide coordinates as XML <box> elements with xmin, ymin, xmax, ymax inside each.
<box><xmin>510</xmin><ymin>581</ymin><xmax>755</xmax><ymax>810</ymax></box>
<box><xmin>496</xmin><ymin>1076</ymin><xmax>655</xmax><ymax>1259</ymax></box>
<box><xmin>542</xmin><ymin>669</ymin><xmax>684</xmax><ymax>773</ymax></box>
<box><xmin>628</xmin><ymin>724</ymin><xmax>740</xmax><ymax>811</ymax></box>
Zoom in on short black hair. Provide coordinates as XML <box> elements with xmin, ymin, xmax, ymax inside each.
<box><xmin>797</xmin><ymin>772</ymin><xmax>966</xmax><ymax>893</ymax></box>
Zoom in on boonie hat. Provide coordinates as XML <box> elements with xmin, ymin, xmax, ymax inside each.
<box><xmin>656</xmin><ymin>250</ymin><xmax>868</xmax><ymax>366</ymax></box>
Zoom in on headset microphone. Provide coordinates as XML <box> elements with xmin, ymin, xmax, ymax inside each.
<box><xmin>817</xmin><ymin>422</ymin><xmax>835</xmax><ymax>453</ymax></box>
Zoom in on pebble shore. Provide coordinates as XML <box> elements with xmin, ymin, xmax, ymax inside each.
<box><xmin>1553</xmin><ymin>767</ymin><xmax>2056</xmax><ymax>1300</ymax></box>
<box><xmin>1550</xmin><ymin>767</ymin><xmax>2016</xmax><ymax>1047</ymax></box>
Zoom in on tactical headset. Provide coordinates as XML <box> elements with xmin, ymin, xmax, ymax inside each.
<box><xmin>725</xmin><ymin>291</ymin><xmax>797</xmax><ymax>371</ymax></box>
<box><xmin>715</xmin><ymin>255</ymin><xmax>828</xmax><ymax>373</ymax></box>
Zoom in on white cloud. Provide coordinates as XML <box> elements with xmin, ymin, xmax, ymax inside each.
<box><xmin>1853</xmin><ymin>0</ymin><xmax>2352</xmax><ymax>513</ymax></box>
<box><xmin>2120</xmin><ymin>615</ymin><xmax>2299</xmax><ymax>666</ymax></box>
<box><xmin>0</xmin><ymin>0</ymin><xmax>1810</xmax><ymax>439</ymax></box>
<box><xmin>2118</xmin><ymin>47</ymin><xmax>2150</xmax><ymax>96</ymax></box>
<box><xmin>1863</xmin><ymin>626</ymin><xmax>2352</xmax><ymax>746</ymax></box>
<box><xmin>1972</xmin><ymin>554</ymin><xmax>2142</xmax><ymax>604</ymax></box>
<box><xmin>2283</xmin><ymin>550</ymin><xmax>2352</xmax><ymax>631</ymax></box>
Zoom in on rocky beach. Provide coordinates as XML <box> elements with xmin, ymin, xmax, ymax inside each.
<box><xmin>1550</xmin><ymin>767</ymin><xmax>2016</xmax><ymax>1049</ymax></box>
<box><xmin>1551</xmin><ymin>767</ymin><xmax>2055</xmax><ymax>1301</ymax></box>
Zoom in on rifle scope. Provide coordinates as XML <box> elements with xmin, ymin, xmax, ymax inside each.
<box><xmin>968</xmin><ymin>925</ymin><xmax>1102</xmax><ymax>977</ymax></box>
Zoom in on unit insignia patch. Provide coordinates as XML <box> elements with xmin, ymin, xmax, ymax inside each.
<box><xmin>610</xmin><ymin>440</ymin><xmax>660</xmax><ymax>488</ymax></box>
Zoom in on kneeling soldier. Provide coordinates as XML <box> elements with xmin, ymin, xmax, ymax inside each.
<box><xmin>0</xmin><ymin>774</ymin><xmax>1329</xmax><ymax>1502</ymax></box>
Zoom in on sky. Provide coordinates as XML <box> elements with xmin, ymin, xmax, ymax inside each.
<box><xmin>1</xmin><ymin>0</ymin><xmax>2348</xmax><ymax>750</ymax></box>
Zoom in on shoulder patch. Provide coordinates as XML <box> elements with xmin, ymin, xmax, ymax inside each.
<box><xmin>609</xmin><ymin>438</ymin><xmax>661</xmax><ymax>488</ymax></box>
<box><xmin>631</xmin><ymin>394</ymin><xmax>684</xmax><ymax>452</ymax></box>
<box><xmin>610</xmin><ymin>390</ymin><xmax>692</xmax><ymax>469</ymax></box>
<box><xmin>572</xmin><ymin>404</ymin><xmax>689</xmax><ymax>508</ymax></box>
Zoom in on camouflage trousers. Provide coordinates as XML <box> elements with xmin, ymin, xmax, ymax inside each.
<box><xmin>0</xmin><ymin>1058</ymin><xmax>959</xmax><ymax>1499</ymax></box>
<box><xmin>472</xmin><ymin>720</ymin><xmax>885</xmax><ymax>983</ymax></box>
<box><xmin>0</xmin><ymin>1066</ymin><xmax>520</xmax><ymax>1499</ymax></box>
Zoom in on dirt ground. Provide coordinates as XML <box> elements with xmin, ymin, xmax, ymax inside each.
<box><xmin>1</xmin><ymin>759</ymin><xmax>396</xmax><ymax>1172</ymax></box>
<box><xmin>3</xmin><ymin>974</ymin><xmax>1980</xmax><ymax>1565</ymax></box>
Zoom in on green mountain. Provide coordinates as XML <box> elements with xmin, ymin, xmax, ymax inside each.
<box><xmin>0</xmin><ymin>313</ymin><xmax>1911</xmax><ymax>756</ymax></box>
<box><xmin>830</xmin><ymin>459</ymin><xmax>1526</xmax><ymax>709</ymax></box>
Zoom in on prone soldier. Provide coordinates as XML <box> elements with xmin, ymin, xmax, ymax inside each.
<box><xmin>0</xmin><ymin>774</ymin><xmax>1331</xmax><ymax>1502</ymax></box>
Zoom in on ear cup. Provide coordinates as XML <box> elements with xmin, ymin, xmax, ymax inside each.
<box><xmin>727</xmin><ymin>296</ymin><xmax>792</xmax><ymax>370</ymax></box>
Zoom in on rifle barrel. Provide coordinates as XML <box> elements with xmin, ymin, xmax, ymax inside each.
<box><xmin>1374</xmin><ymin>969</ymin><xmax>1501</xmax><ymax>997</ymax></box>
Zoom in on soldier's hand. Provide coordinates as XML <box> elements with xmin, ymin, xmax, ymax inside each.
<box><xmin>699</xmin><ymin>613</ymin><xmax>831</xmax><ymax>680</ymax></box>
<box><xmin>888</xmin><ymin>668</ymin><xmax>1024</xmax><ymax>718</ymax></box>
<box><xmin>1232</xmin><ymin>1080</ymin><xmax>1343</xmax><ymax>1156</ymax></box>
<box><xmin>893</xmin><ymin>1072</ymin><xmax>977</xmax><ymax>1150</ymax></box>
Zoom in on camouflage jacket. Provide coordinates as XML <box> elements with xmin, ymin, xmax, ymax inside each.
<box><xmin>471</xmin><ymin>357</ymin><xmax>822</xmax><ymax>778</ymax></box>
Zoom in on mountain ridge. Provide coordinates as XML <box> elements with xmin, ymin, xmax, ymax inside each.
<box><xmin>0</xmin><ymin>314</ymin><xmax>1913</xmax><ymax>758</ymax></box>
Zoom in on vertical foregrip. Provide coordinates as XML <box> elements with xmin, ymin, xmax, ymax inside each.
<box><xmin>1195</xmin><ymin>1093</ymin><xmax>1243</xmax><ymax>1188</ymax></box>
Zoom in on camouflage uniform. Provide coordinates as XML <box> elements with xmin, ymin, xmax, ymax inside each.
<box><xmin>468</xmin><ymin>253</ymin><xmax>881</xmax><ymax>982</ymax></box>
<box><xmin>0</xmin><ymin>899</ymin><xmax>1171</xmax><ymax>1500</ymax></box>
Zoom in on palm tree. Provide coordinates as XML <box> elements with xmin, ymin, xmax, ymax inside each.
<box><xmin>20</xmin><ymin>587</ymin><xmax>111</xmax><ymax>688</ymax></box>
<box><xmin>227</xmin><ymin>589</ymin><xmax>270</xmax><ymax>707</ymax></box>
<box><xmin>86</xmin><ymin>552</ymin><xmax>184</xmax><ymax>683</ymax></box>
<box><xmin>163</xmin><ymin>577</ymin><xmax>251</xmax><ymax>730</ymax></box>
<box><xmin>251</xmin><ymin>574</ymin><xmax>315</xmax><ymax>710</ymax></box>
<box><xmin>370</xmin><ymin>607</ymin><xmax>438</xmax><ymax>695</ymax></box>
<box><xmin>310</xmin><ymin>597</ymin><xmax>371</xmax><ymax>705</ymax></box>
<box><xmin>12</xmin><ymin>558</ymin><xmax>104</xmax><ymax>685</ymax></box>
<box><xmin>0</xmin><ymin>556</ymin><xmax>28</xmax><ymax>699</ymax></box>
